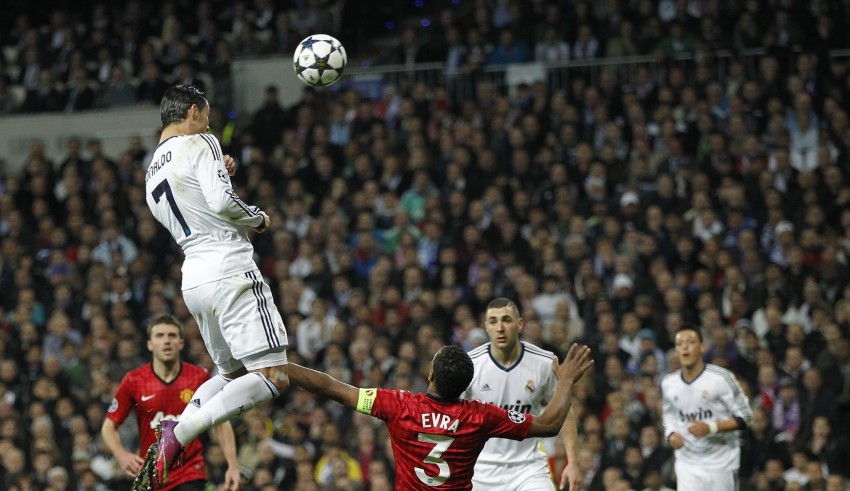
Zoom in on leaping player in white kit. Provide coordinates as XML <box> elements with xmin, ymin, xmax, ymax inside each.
<box><xmin>464</xmin><ymin>298</ymin><xmax>583</xmax><ymax>490</ymax></box>
<box><xmin>661</xmin><ymin>325</ymin><xmax>753</xmax><ymax>491</ymax></box>
<box><xmin>138</xmin><ymin>84</ymin><xmax>291</xmax><ymax>489</ymax></box>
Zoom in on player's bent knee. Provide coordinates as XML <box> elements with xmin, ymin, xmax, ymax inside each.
<box><xmin>257</xmin><ymin>365</ymin><xmax>289</xmax><ymax>394</ymax></box>
<box><xmin>222</xmin><ymin>366</ymin><xmax>248</xmax><ymax>380</ymax></box>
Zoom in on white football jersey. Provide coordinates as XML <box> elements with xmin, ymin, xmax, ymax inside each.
<box><xmin>145</xmin><ymin>133</ymin><xmax>266</xmax><ymax>289</ymax></box>
<box><xmin>661</xmin><ymin>364</ymin><xmax>753</xmax><ymax>472</ymax></box>
<box><xmin>463</xmin><ymin>341</ymin><xmax>557</xmax><ymax>464</ymax></box>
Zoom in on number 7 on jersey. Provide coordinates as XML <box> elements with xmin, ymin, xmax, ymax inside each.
<box><xmin>151</xmin><ymin>179</ymin><xmax>191</xmax><ymax>236</ymax></box>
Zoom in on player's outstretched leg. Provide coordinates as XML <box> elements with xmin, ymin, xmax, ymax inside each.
<box><xmin>172</xmin><ymin>371</ymin><xmax>281</xmax><ymax>446</ymax></box>
<box><xmin>153</xmin><ymin>420</ymin><xmax>184</xmax><ymax>487</ymax></box>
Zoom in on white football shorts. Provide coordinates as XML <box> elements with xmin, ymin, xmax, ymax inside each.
<box><xmin>183</xmin><ymin>269</ymin><xmax>288</xmax><ymax>374</ymax></box>
<box><xmin>472</xmin><ymin>459</ymin><xmax>556</xmax><ymax>491</ymax></box>
<box><xmin>674</xmin><ymin>460</ymin><xmax>737</xmax><ymax>491</ymax></box>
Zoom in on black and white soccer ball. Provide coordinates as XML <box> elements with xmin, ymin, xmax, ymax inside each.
<box><xmin>293</xmin><ymin>34</ymin><xmax>347</xmax><ymax>87</ymax></box>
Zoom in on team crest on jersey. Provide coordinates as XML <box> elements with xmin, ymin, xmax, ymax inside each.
<box><xmin>180</xmin><ymin>388</ymin><xmax>196</xmax><ymax>404</ymax></box>
<box><xmin>217</xmin><ymin>169</ymin><xmax>229</xmax><ymax>184</ymax></box>
<box><xmin>508</xmin><ymin>410</ymin><xmax>526</xmax><ymax>424</ymax></box>
<box><xmin>108</xmin><ymin>398</ymin><xmax>119</xmax><ymax>413</ymax></box>
<box><xmin>702</xmin><ymin>390</ymin><xmax>709</xmax><ymax>400</ymax></box>
<box><xmin>525</xmin><ymin>380</ymin><xmax>535</xmax><ymax>393</ymax></box>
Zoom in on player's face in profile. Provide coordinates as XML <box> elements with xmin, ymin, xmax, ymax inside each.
<box><xmin>192</xmin><ymin>102</ymin><xmax>211</xmax><ymax>134</ymax></box>
<box><xmin>674</xmin><ymin>330</ymin><xmax>703</xmax><ymax>369</ymax></box>
<box><xmin>147</xmin><ymin>323</ymin><xmax>184</xmax><ymax>362</ymax></box>
<box><xmin>484</xmin><ymin>306</ymin><xmax>523</xmax><ymax>352</ymax></box>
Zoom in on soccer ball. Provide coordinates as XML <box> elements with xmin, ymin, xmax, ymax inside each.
<box><xmin>293</xmin><ymin>34</ymin><xmax>347</xmax><ymax>87</ymax></box>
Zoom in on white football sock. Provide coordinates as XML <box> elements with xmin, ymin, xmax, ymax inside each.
<box><xmin>174</xmin><ymin>372</ymin><xmax>279</xmax><ymax>445</ymax></box>
<box><xmin>179</xmin><ymin>374</ymin><xmax>230</xmax><ymax>421</ymax></box>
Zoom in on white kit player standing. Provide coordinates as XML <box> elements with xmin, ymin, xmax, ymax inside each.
<box><xmin>661</xmin><ymin>326</ymin><xmax>753</xmax><ymax>491</ymax></box>
<box><xmin>464</xmin><ymin>297</ymin><xmax>582</xmax><ymax>490</ymax></box>
<box><xmin>141</xmin><ymin>84</ymin><xmax>291</xmax><ymax>487</ymax></box>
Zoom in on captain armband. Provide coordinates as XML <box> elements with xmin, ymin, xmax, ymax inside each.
<box><xmin>356</xmin><ymin>388</ymin><xmax>378</xmax><ymax>415</ymax></box>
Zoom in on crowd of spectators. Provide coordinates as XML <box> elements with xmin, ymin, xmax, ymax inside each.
<box><xmin>2</xmin><ymin>0</ymin><xmax>848</xmax><ymax>115</ymax></box>
<box><xmin>2</xmin><ymin>0</ymin><xmax>850</xmax><ymax>490</ymax></box>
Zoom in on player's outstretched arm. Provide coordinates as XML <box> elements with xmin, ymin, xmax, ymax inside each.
<box><xmin>101</xmin><ymin>419</ymin><xmax>145</xmax><ymax>477</ymax></box>
<box><xmin>528</xmin><ymin>344</ymin><xmax>593</xmax><ymax>438</ymax></box>
<box><xmin>288</xmin><ymin>363</ymin><xmax>359</xmax><ymax>409</ymax></box>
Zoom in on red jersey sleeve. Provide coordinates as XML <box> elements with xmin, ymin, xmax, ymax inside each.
<box><xmin>480</xmin><ymin>402</ymin><xmax>533</xmax><ymax>440</ymax></box>
<box><xmin>106</xmin><ymin>371</ymin><xmax>136</xmax><ymax>426</ymax></box>
<box><xmin>358</xmin><ymin>388</ymin><xmax>398</xmax><ymax>421</ymax></box>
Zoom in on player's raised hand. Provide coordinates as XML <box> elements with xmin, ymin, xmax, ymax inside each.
<box><xmin>223</xmin><ymin>154</ymin><xmax>237</xmax><ymax>176</ymax></box>
<box><xmin>116</xmin><ymin>448</ymin><xmax>146</xmax><ymax>476</ymax></box>
<box><xmin>556</xmin><ymin>344</ymin><xmax>593</xmax><ymax>383</ymax></box>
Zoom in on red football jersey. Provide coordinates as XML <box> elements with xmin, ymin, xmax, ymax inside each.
<box><xmin>366</xmin><ymin>388</ymin><xmax>533</xmax><ymax>490</ymax></box>
<box><xmin>106</xmin><ymin>362</ymin><xmax>210</xmax><ymax>490</ymax></box>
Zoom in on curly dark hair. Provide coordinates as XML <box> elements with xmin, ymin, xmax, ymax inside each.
<box><xmin>160</xmin><ymin>84</ymin><xmax>207</xmax><ymax>127</ymax></box>
<box><xmin>431</xmin><ymin>345</ymin><xmax>474</xmax><ymax>400</ymax></box>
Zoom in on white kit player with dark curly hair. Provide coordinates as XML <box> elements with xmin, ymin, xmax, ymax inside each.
<box><xmin>138</xmin><ymin>84</ymin><xmax>290</xmax><ymax>489</ymax></box>
<box><xmin>661</xmin><ymin>326</ymin><xmax>753</xmax><ymax>491</ymax></box>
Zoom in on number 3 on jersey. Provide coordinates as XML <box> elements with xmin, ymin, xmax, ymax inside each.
<box><xmin>415</xmin><ymin>433</ymin><xmax>454</xmax><ymax>487</ymax></box>
<box><xmin>151</xmin><ymin>180</ymin><xmax>191</xmax><ymax>236</ymax></box>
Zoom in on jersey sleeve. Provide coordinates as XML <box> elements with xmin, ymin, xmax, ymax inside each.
<box><xmin>660</xmin><ymin>376</ymin><xmax>678</xmax><ymax>439</ymax></box>
<box><xmin>191</xmin><ymin>134</ymin><xmax>267</xmax><ymax>229</ymax></box>
<box><xmin>480</xmin><ymin>402</ymin><xmax>533</xmax><ymax>440</ymax></box>
<box><xmin>357</xmin><ymin>388</ymin><xmax>398</xmax><ymax>422</ymax></box>
<box><xmin>717</xmin><ymin>371</ymin><xmax>753</xmax><ymax>428</ymax></box>
<box><xmin>106</xmin><ymin>372</ymin><xmax>136</xmax><ymax>426</ymax></box>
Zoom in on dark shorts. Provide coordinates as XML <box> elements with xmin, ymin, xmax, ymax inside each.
<box><xmin>171</xmin><ymin>480</ymin><xmax>207</xmax><ymax>491</ymax></box>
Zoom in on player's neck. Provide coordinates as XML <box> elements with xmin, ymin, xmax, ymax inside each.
<box><xmin>153</xmin><ymin>358</ymin><xmax>181</xmax><ymax>382</ymax></box>
<box><xmin>491</xmin><ymin>342</ymin><xmax>522</xmax><ymax>367</ymax></box>
<box><xmin>160</xmin><ymin>122</ymin><xmax>198</xmax><ymax>142</ymax></box>
<box><xmin>681</xmin><ymin>360</ymin><xmax>705</xmax><ymax>382</ymax></box>
<box><xmin>425</xmin><ymin>386</ymin><xmax>455</xmax><ymax>403</ymax></box>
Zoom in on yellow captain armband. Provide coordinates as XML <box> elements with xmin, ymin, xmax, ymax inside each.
<box><xmin>356</xmin><ymin>388</ymin><xmax>378</xmax><ymax>415</ymax></box>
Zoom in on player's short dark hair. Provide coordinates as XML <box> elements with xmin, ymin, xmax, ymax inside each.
<box><xmin>160</xmin><ymin>84</ymin><xmax>207</xmax><ymax>127</ymax></box>
<box><xmin>431</xmin><ymin>345</ymin><xmax>474</xmax><ymax>400</ymax></box>
<box><xmin>677</xmin><ymin>325</ymin><xmax>703</xmax><ymax>343</ymax></box>
<box><xmin>485</xmin><ymin>297</ymin><xmax>520</xmax><ymax>318</ymax></box>
<box><xmin>146</xmin><ymin>314</ymin><xmax>184</xmax><ymax>339</ymax></box>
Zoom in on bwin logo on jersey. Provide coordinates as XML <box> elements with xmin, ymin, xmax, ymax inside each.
<box><xmin>678</xmin><ymin>407</ymin><xmax>713</xmax><ymax>422</ymax></box>
<box><xmin>500</xmin><ymin>400</ymin><xmax>533</xmax><ymax>413</ymax></box>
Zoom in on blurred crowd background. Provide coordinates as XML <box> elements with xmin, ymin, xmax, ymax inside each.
<box><xmin>2</xmin><ymin>0</ymin><xmax>850</xmax><ymax>490</ymax></box>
